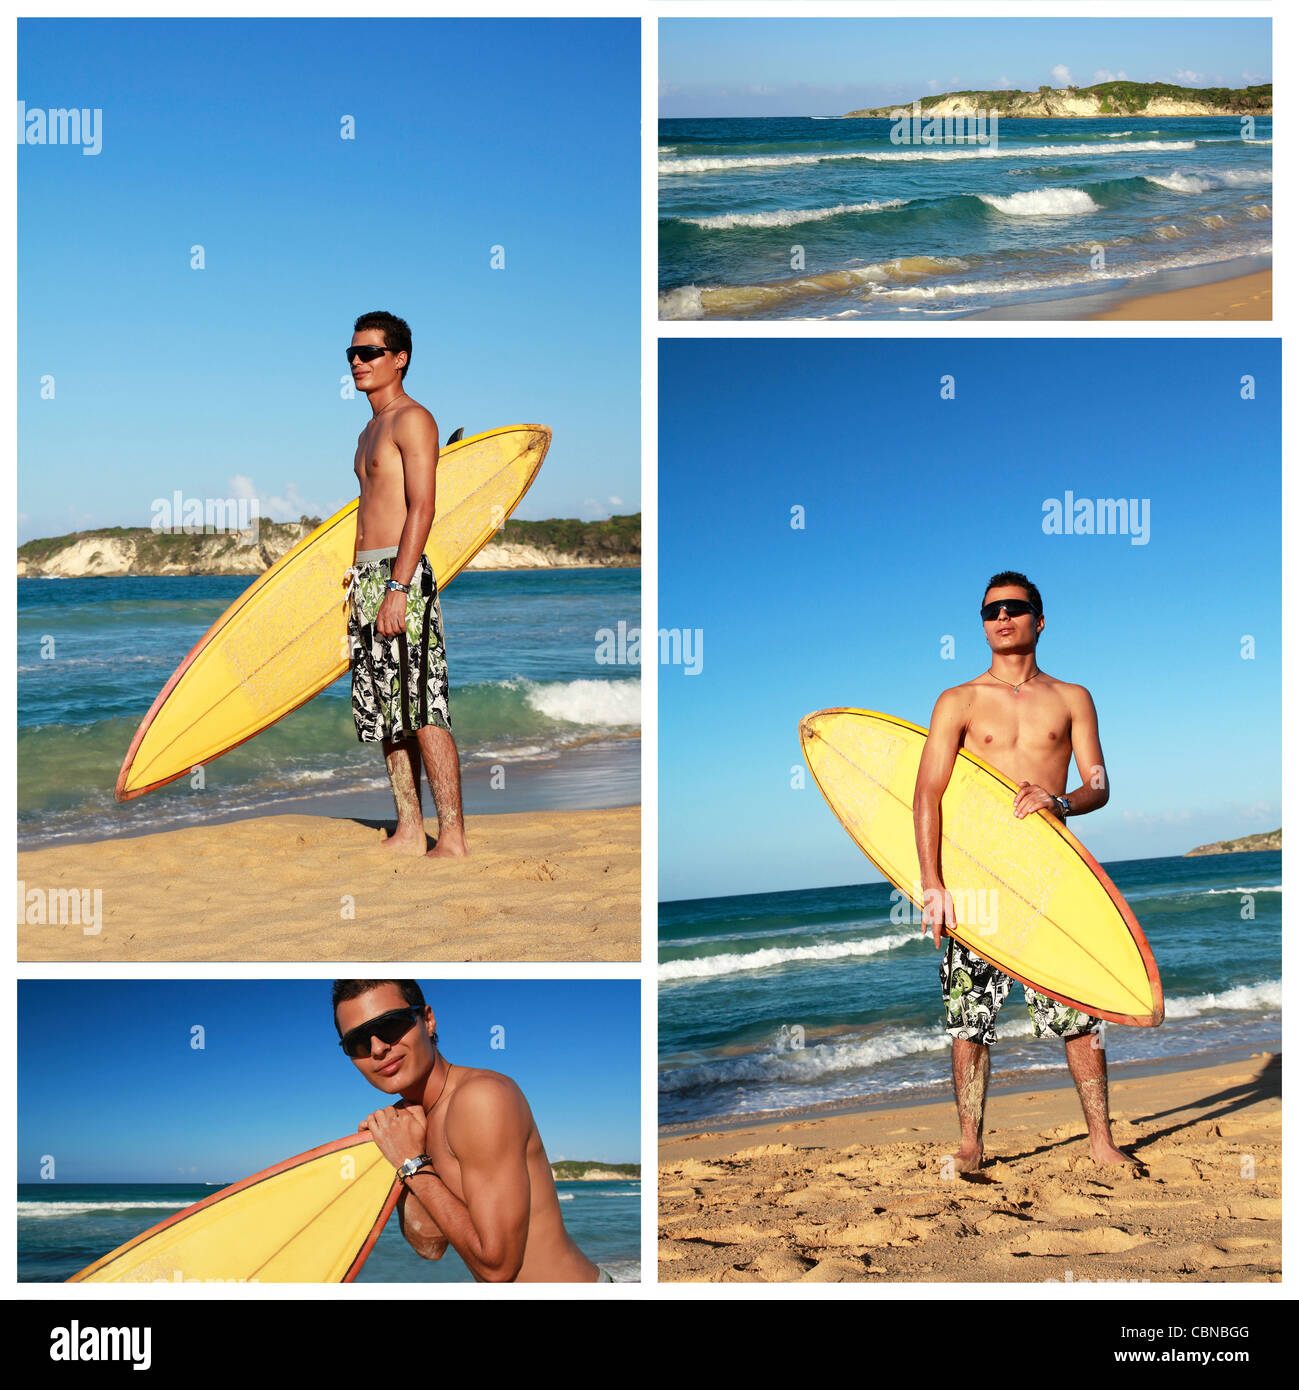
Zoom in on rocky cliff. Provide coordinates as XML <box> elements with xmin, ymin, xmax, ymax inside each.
<box><xmin>845</xmin><ymin>81</ymin><xmax>1272</xmax><ymax>120</ymax></box>
<box><xmin>1185</xmin><ymin>829</ymin><xmax>1281</xmax><ymax>857</ymax></box>
<box><xmin>17</xmin><ymin>514</ymin><xmax>640</xmax><ymax>578</ymax></box>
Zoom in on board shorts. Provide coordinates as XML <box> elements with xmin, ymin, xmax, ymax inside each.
<box><xmin>939</xmin><ymin>937</ymin><xmax>1101</xmax><ymax>1046</ymax></box>
<box><xmin>346</xmin><ymin>549</ymin><xmax>452</xmax><ymax>744</ymax></box>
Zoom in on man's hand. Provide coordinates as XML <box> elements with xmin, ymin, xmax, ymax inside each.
<box><xmin>921</xmin><ymin>884</ymin><xmax>957</xmax><ymax>949</ymax></box>
<box><xmin>360</xmin><ymin>1102</ymin><xmax>428</xmax><ymax>1168</ymax></box>
<box><xmin>376</xmin><ymin>588</ymin><xmax>409</xmax><ymax>638</ymax></box>
<box><xmin>1013</xmin><ymin>782</ymin><xmax>1059</xmax><ymax>819</ymax></box>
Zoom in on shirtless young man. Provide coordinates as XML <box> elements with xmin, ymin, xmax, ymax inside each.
<box><xmin>914</xmin><ymin>571</ymin><xmax>1139</xmax><ymax>1173</ymax></box>
<box><xmin>345</xmin><ymin>310</ymin><xmax>467</xmax><ymax>858</ymax></box>
<box><xmin>336</xmin><ymin>978</ymin><xmax>606</xmax><ymax>1282</ymax></box>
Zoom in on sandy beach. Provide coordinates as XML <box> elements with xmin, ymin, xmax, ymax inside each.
<box><xmin>18</xmin><ymin>805</ymin><xmax>639</xmax><ymax>962</ymax></box>
<box><xmin>1087</xmin><ymin>268</ymin><xmax>1271</xmax><ymax>321</ymax></box>
<box><xmin>660</xmin><ymin>1052</ymin><xmax>1280</xmax><ymax>1283</ymax></box>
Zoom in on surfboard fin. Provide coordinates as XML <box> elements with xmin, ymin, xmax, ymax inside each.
<box><xmin>446</xmin><ymin>427</ymin><xmax>464</xmax><ymax>444</ymax></box>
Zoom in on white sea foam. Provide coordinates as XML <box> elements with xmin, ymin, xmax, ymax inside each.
<box><xmin>1147</xmin><ymin>169</ymin><xmax>1270</xmax><ymax>194</ymax></box>
<box><xmin>659</xmin><ymin>140</ymin><xmax>1195</xmax><ymax>176</ymax></box>
<box><xmin>682</xmin><ymin>198</ymin><xmax>907</xmax><ymax>230</ymax></box>
<box><xmin>1146</xmin><ymin>172</ymin><xmax>1213</xmax><ymax>193</ymax></box>
<box><xmin>1196</xmin><ymin>884</ymin><xmax>1281</xmax><ymax>896</ymax></box>
<box><xmin>979</xmin><ymin>187</ymin><xmax>1098</xmax><ymax>216</ymax></box>
<box><xmin>661</xmin><ymin>978</ymin><xmax>1280</xmax><ymax>1100</ymax></box>
<box><xmin>1213</xmin><ymin>168</ymin><xmax>1273</xmax><ymax>186</ymax></box>
<box><xmin>18</xmin><ymin>1200</ymin><xmax>189</xmax><ymax>1218</ymax></box>
<box><xmin>659</xmin><ymin>1025</ymin><xmax>952</xmax><ymax>1092</ymax></box>
<box><xmin>872</xmin><ymin>234</ymin><xmax>1272</xmax><ymax>304</ymax></box>
<box><xmin>659</xmin><ymin>931</ymin><xmax>916</xmax><ymax>984</ymax></box>
<box><xmin>659</xmin><ymin>285</ymin><xmax>705</xmax><ymax>320</ymax></box>
<box><xmin>1163</xmin><ymin>980</ymin><xmax>1281</xmax><ymax>1018</ymax></box>
<box><xmin>521</xmin><ymin>677</ymin><xmax>641</xmax><ymax>728</ymax></box>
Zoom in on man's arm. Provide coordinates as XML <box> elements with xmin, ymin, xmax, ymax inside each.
<box><xmin>400</xmin><ymin>1077</ymin><xmax>532</xmax><ymax>1283</ymax></box>
<box><xmin>1062</xmin><ymin>684</ymin><xmax>1110</xmax><ymax>816</ymax></box>
<box><xmin>396</xmin><ymin>1186</ymin><xmax>448</xmax><ymax>1261</ymax></box>
<box><xmin>375</xmin><ymin>409</ymin><xmax>439</xmax><ymax>636</ymax></box>
<box><xmin>914</xmin><ymin>688</ymin><xmax>968</xmax><ymax>947</ymax></box>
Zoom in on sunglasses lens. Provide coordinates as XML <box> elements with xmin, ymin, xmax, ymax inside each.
<box><xmin>348</xmin><ymin>345</ymin><xmax>386</xmax><ymax>362</ymax></box>
<box><xmin>983</xmin><ymin>601</ymin><xmax>1033</xmax><ymax>620</ymax></box>
<box><xmin>342</xmin><ymin>1009</ymin><xmax>415</xmax><ymax>1057</ymax></box>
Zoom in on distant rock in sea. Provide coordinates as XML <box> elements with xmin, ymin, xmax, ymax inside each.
<box><xmin>1184</xmin><ymin>828</ymin><xmax>1280</xmax><ymax>857</ymax></box>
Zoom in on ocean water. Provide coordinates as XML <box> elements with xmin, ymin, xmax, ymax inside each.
<box><xmin>659</xmin><ymin>852</ymin><xmax>1281</xmax><ymax>1129</ymax></box>
<box><xmin>17</xmin><ymin>569</ymin><xmax>640</xmax><ymax>847</ymax></box>
<box><xmin>659</xmin><ymin>116</ymin><xmax>1272</xmax><ymax>319</ymax></box>
<box><xmin>17</xmin><ymin>1179</ymin><xmax>641</xmax><ymax>1283</ymax></box>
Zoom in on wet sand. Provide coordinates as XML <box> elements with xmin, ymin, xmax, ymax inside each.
<box><xmin>1086</xmin><ymin>269</ymin><xmax>1271</xmax><ymax>321</ymax></box>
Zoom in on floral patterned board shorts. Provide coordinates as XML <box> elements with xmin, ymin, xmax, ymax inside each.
<box><xmin>939</xmin><ymin>937</ymin><xmax>1101</xmax><ymax>1045</ymax></box>
<box><xmin>347</xmin><ymin>553</ymin><xmax>452</xmax><ymax>744</ymax></box>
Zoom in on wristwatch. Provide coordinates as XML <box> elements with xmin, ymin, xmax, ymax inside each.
<box><xmin>396</xmin><ymin>1155</ymin><xmax>435</xmax><ymax>1183</ymax></box>
<box><xmin>386</xmin><ymin>579</ymin><xmax>412</xmax><ymax>594</ymax></box>
<box><xmin>1053</xmin><ymin>795</ymin><xmax>1071</xmax><ymax>818</ymax></box>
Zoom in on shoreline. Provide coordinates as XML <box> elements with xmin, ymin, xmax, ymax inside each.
<box><xmin>962</xmin><ymin>255</ymin><xmax>1271</xmax><ymax>322</ymax></box>
<box><xmin>21</xmin><ymin>737</ymin><xmax>641</xmax><ymax>852</ymax></box>
<box><xmin>660</xmin><ymin>1051</ymin><xmax>1280</xmax><ymax>1283</ymax></box>
<box><xmin>659</xmin><ymin>1039</ymin><xmax>1275</xmax><ymax>1139</ymax></box>
<box><xmin>19</xmin><ymin>803</ymin><xmax>639</xmax><ymax>963</ymax></box>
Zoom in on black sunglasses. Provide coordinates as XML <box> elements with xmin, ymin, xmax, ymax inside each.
<box><xmin>338</xmin><ymin>1006</ymin><xmax>424</xmax><ymax>1058</ymax></box>
<box><xmin>346</xmin><ymin>344</ymin><xmax>399</xmax><ymax>363</ymax></box>
<box><xmin>980</xmin><ymin>599</ymin><xmax>1039</xmax><ymax>622</ymax></box>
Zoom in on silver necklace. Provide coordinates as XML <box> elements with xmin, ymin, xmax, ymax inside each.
<box><xmin>987</xmin><ymin>667</ymin><xmax>1041</xmax><ymax>695</ymax></box>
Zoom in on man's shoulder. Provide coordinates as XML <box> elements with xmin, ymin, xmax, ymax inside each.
<box><xmin>449</xmin><ymin>1068</ymin><xmax>523</xmax><ymax>1111</ymax></box>
<box><xmin>934</xmin><ymin>678</ymin><xmax>985</xmax><ymax>706</ymax></box>
<box><xmin>1044</xmin><ymin>675</ymin><xmax>1094</xmax><ymax>705</ymax></box>
<box><xmin>444</xmin><ymin>1070</ymin><xmax>528</xmax><ymax>1148</ymax></box>
<box><xmin>393</xmin><ymin>396</ymin><xmax>438</xmax><ymax>433</ymax></box>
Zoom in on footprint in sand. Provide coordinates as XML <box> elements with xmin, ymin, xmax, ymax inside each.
<box><xmin>1010</xmin><ymin>1226</ymin><xmax>1147</xmax><ymax>1256</ymax></box>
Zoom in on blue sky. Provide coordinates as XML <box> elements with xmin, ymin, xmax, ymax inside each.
<box><xmin>660</xmin><ymin>18</ymin><xmax>1272</xmax><ymax>117</ymax></box>
<box><xmin>659</xmin><ymin>338</ymin><xmax>1280</xmax><ymax>903</ymax></box>
<box><xmin>18</xmin><ymin>19</ymin><xmax>639</xmax><ymax>542</ymax></box>
<box><xmin>18</xmin><ymin>979</ymin><xmax>640</xmax><ymax>1182</ymax></box>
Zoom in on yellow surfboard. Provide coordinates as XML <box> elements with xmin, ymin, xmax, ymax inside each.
<box><xmin>68</xmin><ymin>1133</ymin><xmax>399</xmax><ymax>1283</ymax></box>
<box><xmin>799</xmin><ymin>708</ymin><xmax>1163</xmax><ymax>1027</ymax></box>
<box><xmin>116</xmin><ymin>424</ymin><xmax>550</xmax><ymax>799</ymax></box>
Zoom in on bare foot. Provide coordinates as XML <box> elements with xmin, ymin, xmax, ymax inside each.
<box><xmin>427</xmin><ymin>837</ymin><xmax>469</xmax><ymax>860</ymax></box>
<box><xmin>1090</xmin><ymin>1139</ymin><xmax>1145</xmax><ymax>1171</ymax></box>
<box><xmin>955</xmin><ymin>1142</ymin><xmax>984</xmax><ymax>1173</ymax></box>
<box><xmin>376</xmin><ymin>828</ymin><xmax>428</xmax><ymax>856</ymax></box>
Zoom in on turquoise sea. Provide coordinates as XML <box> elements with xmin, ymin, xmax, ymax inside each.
<box><xmin>17</xmin><ymin>568</ymin><xmax>640</xmax><ymax>847</ymax></box>
<box><xmin>659</xmin><ymin>116</ymin><xmax>1271</xmax><ymax>319</ymax></box>
<box><xmin>659</xmin><ymin>852</ymin><xmax>1280</xmax><ymax>1130</ymax></box>
<box><xmin>17</xmin><ymin>1179</ymin><xmax>640</xmax><ymax>1283</ymax></box>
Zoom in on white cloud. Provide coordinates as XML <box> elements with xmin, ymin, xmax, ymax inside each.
<box><xmin>608</xmin><ymin>496</ymin><xmax>624</xmax><ymax>508</ymax></box>
<box><xmin>1173</xmin><ymin>69</ymin><xmax>1203</xmax><ymax>84</ymax></box>
<box><xmin>228</xmin><ymin>475</ymin><xmax>329</xmax><ymax>523</ymax></box>
<box><xmin>1093</xmin><ymin>70</ymin><xmax>1127</xmax><ymax>83</ymax></box>
<box><xmin>1052</xmin><ymin>64</ymin><xmax>1073</xmax><ymax>87</ymax></box>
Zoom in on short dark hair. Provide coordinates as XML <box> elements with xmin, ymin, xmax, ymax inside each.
<box><xmin>331</xmin><ymin>978</ymin><xmax>435</xmax><ymax>1044</ymax></box>
<box><xmin>983</xmin><ymin>570</ymin><xmax>1042</xmax><ymax>616</ymax></box>
<box><xmin>353</xmin><ymin>310</ymin><xmax>412</xmax><ymax>379</ymax></box>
